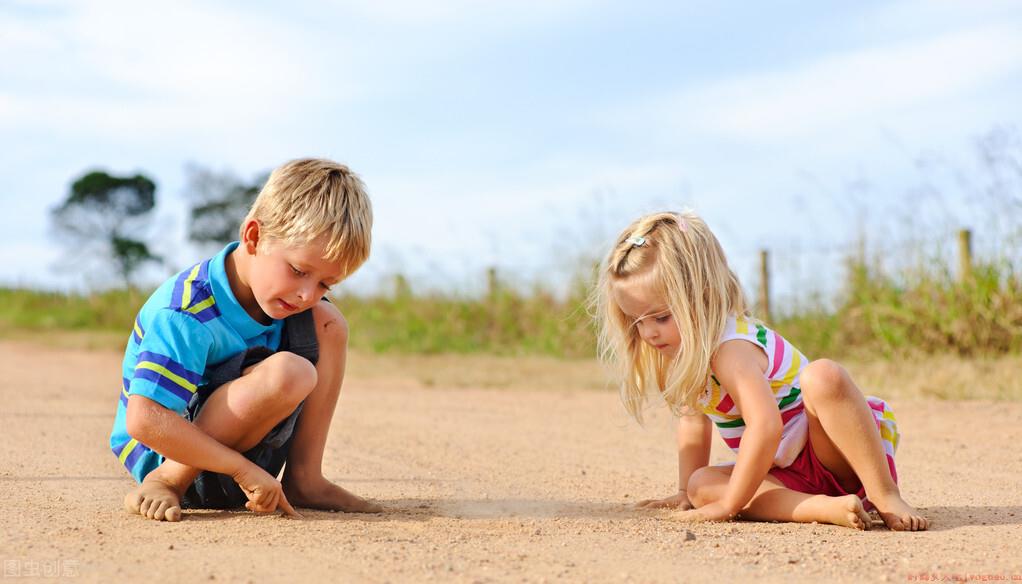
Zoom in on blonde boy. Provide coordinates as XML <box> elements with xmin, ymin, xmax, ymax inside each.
<box><xmin>110</xmin><ymin>158</ymin><xmax>379</xmax><ymax>521</ymax></box>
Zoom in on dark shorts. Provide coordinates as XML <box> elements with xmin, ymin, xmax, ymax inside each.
<box><xmin>179</xmin><ymin>308</ymin><xmax>320</xmax><ymax>510</ymax></box>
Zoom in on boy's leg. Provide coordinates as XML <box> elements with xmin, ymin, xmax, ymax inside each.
<box><xmin>798</xmin><ymin>359</ymin><xmax>928</xmax><ymax>531</ymax></box>
<box><xmin>125</xmin><ymin>352</ymin><xmax>317</xmax><ymax>521</ymax></box>
<box><xmin>686</xmin><ymin>466</ymin><xmax>873</xmax><ymax>530</ymax></box>
<box><xmin>280</xmin><ymin>301</ymin><xmax>382</xmax><ymax>513</ymax></box>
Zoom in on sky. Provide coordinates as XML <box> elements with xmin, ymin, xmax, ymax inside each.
<box><xmin>2</xmin><ymin>0</ymin><xmax>1021</xmax><ymax>302</ymax></box>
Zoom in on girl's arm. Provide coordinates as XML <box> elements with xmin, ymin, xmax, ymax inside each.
<box><xmin>677</xmin><ymin>412</ymin><xmax>712</xmax><ymax>492</ymax></box>
<box><xmin>636</xmin><ymin>410</ymin><xmax>711</xmax><ymax>509</ymax></box>
<box><xmin>697</xmin><ymin>340</ymin><xmax>782</xmax><ymax>520</ymax></box>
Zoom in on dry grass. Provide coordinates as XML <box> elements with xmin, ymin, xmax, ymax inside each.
<box><xmin>349</xmin><ymin>352</ymin><xmax>1022</xmax><ymax>401</ymax></box>
<box><xmin>10</xmin><ymin>329</ymin><xmax>1018</xmax><ymax>401</ymax></box>
<box><xmin>0</xmin><ymin>327</ymin><xmax>127</xmax><ymax>351</ymax></box>
<box><xmin>843</xmin><ymin>354</ymin><xmax>1022</xmax><ymax>401</ymax></box>
<box><xmin>345</xmin><ymin>350</ymin><xmax>611</xmax><ymax>392</ymax></box>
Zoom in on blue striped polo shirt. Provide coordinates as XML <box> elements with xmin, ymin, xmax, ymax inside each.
<box><xmin>109</xmin><ymin>242</ymin><xmax>284</xmax><ymax>482</ymax></box>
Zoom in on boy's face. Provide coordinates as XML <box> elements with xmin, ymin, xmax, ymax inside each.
<box><xmin>244</xmin><ymin>230</ymin><xmax>345</xmax><ymax>322</ymax></box>
<box><xmin>612</xmin><ymin>276</ymin><xmax>681</xmax><ymax>358</ymax></box>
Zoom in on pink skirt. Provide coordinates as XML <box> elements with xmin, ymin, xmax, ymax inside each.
<box><xmin>767</xmin><ymin>397</ymin><xmax>899</xmax><ymax>511</ymax></box>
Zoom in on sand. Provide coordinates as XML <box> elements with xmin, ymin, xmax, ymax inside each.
<box><xmin>1</xmin><ymin>340</ymin><xmax>1021</xmax><ymax>583</ymax></box>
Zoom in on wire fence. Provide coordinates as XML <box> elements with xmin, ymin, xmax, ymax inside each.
<box><xmin>740</xmin><ymin>228</ymin><xmax>989</xmax><ymax>322</ymax></box>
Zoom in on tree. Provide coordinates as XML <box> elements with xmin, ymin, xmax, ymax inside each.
<box><xmin>184</xmin><ymin>164</ymin><xmax>268</xmax><ymax>248</ymax></box>
<box><xmin>51</xmin><ymin>170</ymin><xmax>161</xmax><ymax>287</ymax></box>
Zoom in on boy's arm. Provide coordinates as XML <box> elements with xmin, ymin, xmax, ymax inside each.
<box><xmin>126</xmin><ymin>395</ymin><xmax>298</xmax><ymax>516</ymax></box>
<box><xmin>125</xmin><ymin>309</ymin><xmax>243</xmax><ymax>474</ymax></box>
<box><xmin>125</xmin><ymin>394</ymin><xmax>250</xmax><ymax>477</ymax></box>
<box><xmin>636</xmin><ymin>410</ymin><xmax>711</xmax><ymax>509</ymax></box>
<box><xmin>698</xmin><ymin>340</ymin><xmax>781</xmax><ymax>520</ymax></box>
<box><xmin>125</xmin><ymin>310</ymin><xmax>299</xmax><ymax>515</ymax></box>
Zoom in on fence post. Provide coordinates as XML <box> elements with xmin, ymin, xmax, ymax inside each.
<box><xmin>486</xmin><ymin>267</ymin><xmax>499</xmax><ymax>347</ymax></box>
<box><xmin>758</xmin><ymin>249</ymin><xmax>771</xmax><ymax>323</ymax></box>
<box><xmin>486</xmin><ymin>267</ymin><xmax>499</xmax><ymax>299</ymax></box>
<box><xmin>957</xmin><ymin>229</ymin><xmax>972</xmax><ymax>282</ymax></box>
<box><xmin>393</xmin><ymin>274</ymin><xmax>410</xmax><ymax>298</ymax></box>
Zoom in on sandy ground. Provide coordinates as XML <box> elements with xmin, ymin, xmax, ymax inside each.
<box><xmin>2</xmin><ymin>340</ymin><xmax>1021</xmax><ymax>583</ymax></box>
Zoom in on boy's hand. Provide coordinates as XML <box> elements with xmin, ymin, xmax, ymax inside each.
<box><xmin>636</xmin><ymin>490</ymin><xmax>694</xmax><ymax>510</ymax></box>
<box><xmin>232</xmin><ymin>463</ymin><xmax>302</xmax><ymax>519</ymax></box>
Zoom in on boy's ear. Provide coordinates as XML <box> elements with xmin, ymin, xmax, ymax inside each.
<box><xmin>241</xmin><ymin>220</ymin><xmax>261</xmax><ymax>254</ymax></box>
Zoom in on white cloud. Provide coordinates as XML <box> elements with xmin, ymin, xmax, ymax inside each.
<box><xmin>2</xmin><ymin>0</ymin><xmax>1020</xmax><ymax>292</ymax></box>
<box><xmin>323</xmin><ymin>0</ymin><xmax>598</xmax><ymax>27</ymax></box>
<box><xmin>0</xmin><ymin>1</ymin><xmax>358</xmax><ymax>140</ymax></box>
<box><xmin>606</xmin><ymin>25</ymin><xmax>1022</xmax><ymax>143</ymax></box>
<box><xmin>0</xmin><ymin>242</ymin><xmax>68</xmax><ymax>288</ymax></box>
<box><xmin>872</xmin><ymin>0</ymin><xmax>1022</xmax><ymax>30</ymax></box>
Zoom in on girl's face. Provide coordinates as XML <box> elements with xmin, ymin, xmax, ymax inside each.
<box><xmin>612</xmin><ymin>276</ymin><xmax>681</xmax><ymax>357</ymax></box>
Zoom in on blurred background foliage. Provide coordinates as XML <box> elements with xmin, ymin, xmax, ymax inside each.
<box><xmin>2</xmin><ymin>247</ymin><xmax>1020</xmax><ymax>360</ymax></box>
<box><xmin>7</xmin><ymin>127</ymin><xmax>1021</xmax><ymax>361</ymax></box>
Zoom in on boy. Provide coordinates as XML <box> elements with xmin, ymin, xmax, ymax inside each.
<box><xmin>110</xmin><ymin>158</ymin><xmax>381</xmax><ymax>521</ymax></box>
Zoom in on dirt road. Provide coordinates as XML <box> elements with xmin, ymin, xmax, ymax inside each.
<box><xmin>1</xmin><ymin>341</ymin><xmax>1020</xmax><ymax>583</ymax></box>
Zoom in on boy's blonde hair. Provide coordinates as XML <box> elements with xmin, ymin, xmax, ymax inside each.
<box><xmin>241</xmin><ymin>158</ymin><xmax>373</xmax><ymax>277</ymax></box>
<box><xmin>593</xmin><ymin>211</ymin><xmax>750</xmax><ymax>422</ymax></box>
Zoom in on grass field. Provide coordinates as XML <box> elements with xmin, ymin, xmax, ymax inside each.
<box><xmin>3</xmin><ymin>326</ymin><xmax>1019</xmax><ymax>401</ymax></box>
<box><xmin>3</xmin><ymin>250</ymin><xmax>1021</xmax><ymax>358</ymax></box>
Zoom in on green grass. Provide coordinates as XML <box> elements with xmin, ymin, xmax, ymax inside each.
<box><xmin>0</xmin><ymin>287</ymin><xmax>143</xmax><ymax>332</ymax></box>
<box><xmin>2</xmin><ymin>252</ymin><xmax>1019</xmax><ymax>360</ymax></box>
<box><xmin>774</xmin><ymin>256</ymin><xmax>1022</xmax><ymax>359</ymax></box>
<box><xmin>334</xmin><ymin>280</ymin><xmax>594</xmax><ymax>357</ymax></box>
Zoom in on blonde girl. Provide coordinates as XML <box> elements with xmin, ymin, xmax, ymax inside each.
<box><xmin>594</xmin><ymin>211</ymin><xmax>928</xmax><ymax>531</ymax></box>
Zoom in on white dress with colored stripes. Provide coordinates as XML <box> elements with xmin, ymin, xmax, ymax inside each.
<box><xmin>697</xmin><ymin>315</ymin><xmax>899</xmax><ymax>469</ymax></box>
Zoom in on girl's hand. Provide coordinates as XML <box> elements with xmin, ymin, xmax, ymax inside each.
<box><xmin>673</xmin><ymin>501</ymin><xmax>736</xmax><ymax>522</ymax></box>
<box><xmin>636</xmin><ymin>490</ymin><xmax>694</xmax><ymax>510</ymax></box>
<box><xmin>232</xmin><ymin>462</ymin><xmax>302</xmax><ymax>518</ymax></box>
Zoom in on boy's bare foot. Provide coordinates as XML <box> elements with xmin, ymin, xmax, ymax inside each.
<box><xmin>824</xmin><ymin>494</ymin><xmax>874</xmax><ymax>530</ymax></box>
<box><xmin>283</xmin><ymin>475</ymin><xmax>383</xmax><ymax>513</ymax></box>
<box><xmin>123</xmin><ymin>475</ymin><xmax>183</xmax><ymax>522</ymax></box>
<box><xmin>871</xmin><ymin>493</ymin><xmax>929</xmax><ymax>531</ymax></box>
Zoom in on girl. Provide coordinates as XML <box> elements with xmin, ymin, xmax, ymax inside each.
<box><xmin>593</xmin><ymin>211</ymin><xmax>928</xmax><ymax>531</ymax></box>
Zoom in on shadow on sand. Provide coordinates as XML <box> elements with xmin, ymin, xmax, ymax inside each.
<box><xmin>916</xmin><ymin>505</ymin><xmax>1022</xmax><ymax>530</ymax></box>
<box><xmin>176</xmin><ymin>497</ymin><xmax>639</xmax><ymax>523</ymax></box>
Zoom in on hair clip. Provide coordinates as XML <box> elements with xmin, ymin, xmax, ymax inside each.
<box><xmin>626</xmin><ymin>236</ymin><xmax>646</xmax><ymax>247</ymax></box>
<box><xmin>677</xmin><ymin>217</ymin><xmax>687</xmax><ymax>232</ymax></box>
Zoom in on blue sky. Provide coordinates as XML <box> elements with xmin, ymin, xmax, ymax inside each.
<box><xmin>2</xmin><ymin>0</ymin><xmax>1021</xmax><ymax>300</ymax></box>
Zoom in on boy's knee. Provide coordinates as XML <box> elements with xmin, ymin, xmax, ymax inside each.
<box><xmin>800</xmin><ymin>359</ymin><xmax>849</xmax><ymax>402</ymax></box>
<box><xmin>258</xmin><ymin>351</ymin><xmax>318</xmax><ymax>402</ymax></box>
<box><xmin>312</xmin><ymin>301</ymin><xmax>348</xmax><ymax>349</ymax></box>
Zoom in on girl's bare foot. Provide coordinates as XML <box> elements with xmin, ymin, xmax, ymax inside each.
<box><xmin>123</xmin><ymin>475</ymin><xmax>183</xmax><ymax>522</ymax></box>
<box><xmin>871</xmin><ymin>493</ymin><xmax>929</xmax><ymax>531</ymax></box>
<box><xmin>824</xmin><ymin>494</ymin><xmax>874</xmax><ymax>530</ymax></box>
<box><xmin>283</xmin><ymin>475</ymin><xmax>383</xmax><ymax>513</ymax></box>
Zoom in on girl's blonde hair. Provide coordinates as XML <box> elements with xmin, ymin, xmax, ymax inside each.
<box><xmin>241</xmin><ymin>158</ymin><xmax>373</xmax><ymax>278</ymax></box>
<box><xmin>593</xmin><ymin>211</ymin><xmax>750</xmax><ymax>422</ymax></box>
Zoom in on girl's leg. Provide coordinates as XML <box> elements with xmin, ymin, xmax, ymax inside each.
<box><xmin>280</xmin><ymin>301</ymin><xmax>382</xmax><ymax>513</ymax></box>
<box><xmin>798</xmin><ymin>359</ymin><xmax>928</xmax><ymax>531</ymax></box>
<box><xmin>687</xmin><ymin>466</ymin><xmax>873</xmax><ymax>530</ymax></box>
